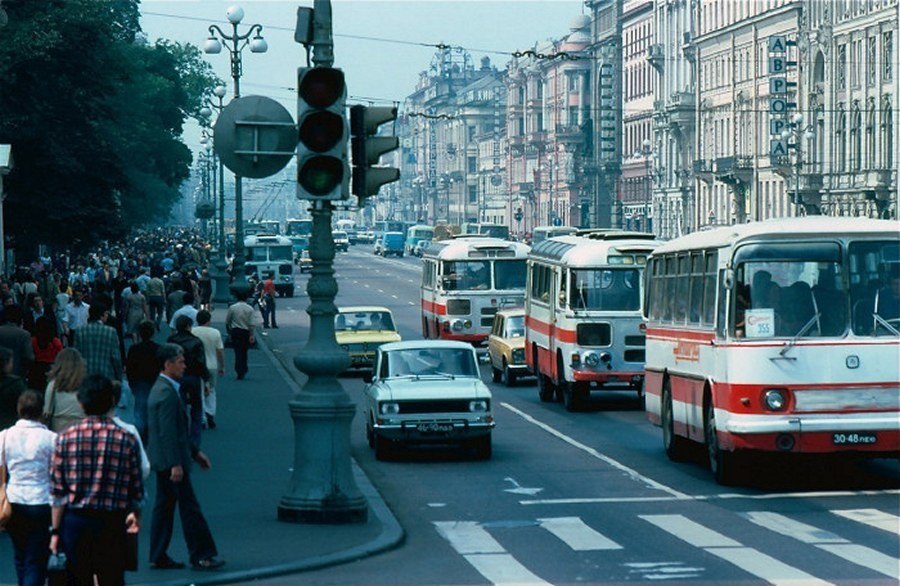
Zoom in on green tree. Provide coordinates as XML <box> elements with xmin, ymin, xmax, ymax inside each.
<box><xmin>0</xmin><ymin>0</ymin><xmax>220</xmax><ymax>254</ymax></box>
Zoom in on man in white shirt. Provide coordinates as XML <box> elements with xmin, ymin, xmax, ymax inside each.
<box><xmin>191</xmin><ymin>310</ymin><xmax>224</xmax><ymax>429</ymax></box>
<box><xmin>168</xmin><ymin>292</ymin><xmax>199</xmax><ymax>330</ymax></box>
<box><xmin>63</xmin><ymin>290</ymin><xmax>90</xmax><ymax>346</ymax></box>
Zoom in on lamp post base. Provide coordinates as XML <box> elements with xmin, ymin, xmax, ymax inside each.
<box><xmin>210</xmin><ymin>253</ymin><xmax>232</xmax><ymax>304</ymax></box>
<box><xmin>277</xmin><ymin>394</ymin><xmax>367</xmax><ymax>525</ymax></box>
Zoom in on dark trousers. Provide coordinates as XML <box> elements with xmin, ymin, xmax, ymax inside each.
<box><xmin>148</xmin><ymin>296</ymin><xmax>165</xmax><ymax>326</ymax></box>
<box><xmin>130</xmin><ymin>379</ymin><xmax>153</xmax><ymax>441</ymax></box>
<box><xmin>180</xmin><ymin>374</ymin><xmax>204</xmax><ymax>451</ymax></box>
<box><xmin>231</xmin><ymin>328</ymin><xmax>250</xmax><ymax>377</ymax></box>
<box><xmin>60</xmin><ymin>508</ymin><xmax>127</xmax><ymax>586</ymax></box>
<box><xmin>7</xmin><ymin>503</ymin><xmax>51</xmax><ymax>586</ymax></box>
<box><xmin>149</xmin><ymin>471</ymin><xmax>217</xmax><ymax>566</ymax></box>
<box><xmin>260</xmin><ymin>295</ymin><xmax>276</xmax><ymax>328</ymax></box>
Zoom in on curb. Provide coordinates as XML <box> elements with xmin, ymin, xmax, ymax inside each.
<box><xmin>136</xmin><ymin>327</ymin><xmax>405</xmax><ymax>586</ymax></box>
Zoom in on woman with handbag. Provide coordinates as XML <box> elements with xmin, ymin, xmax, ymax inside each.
<box><xmin>41</xmin><ymin>349</ymin><xmax>86</xmax><ymax>433</ymax></box>
<box><xmin>28</xmin><ymin>316</ymin><xmax>63</xmax><ymax>392</ymax></box>
<box><xmin>0</xmin><ymin>390</ymin><xmax>57</xmax><ymax>586</ymax></box>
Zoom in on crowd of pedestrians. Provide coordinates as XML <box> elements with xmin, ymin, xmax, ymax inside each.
<box><xmin>0</xmin><ymin>228</ymin><xmax>248</xmax><ymax>585</ymax></box>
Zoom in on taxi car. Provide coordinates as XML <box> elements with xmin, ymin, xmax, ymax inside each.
<box><xmin>364</xmin><ymin>340</ymin><xmax>494</xmax><ymax>460</ymax></box>
<box><xmin>296</xmin><ymin>249</ymin><xmax>312</xmax><ymax>273</ymax></box>
<box><xmin>335</xmin><ymin>306</ymin><xmax>401</xmax><ymax>370</ymax></box>
<box><xmin>487</xmin><ymin>309</ymin><xmax>530</xmax><ymax>386</ymax></box>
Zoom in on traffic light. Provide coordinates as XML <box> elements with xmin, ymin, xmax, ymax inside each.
<box><xmin>350</xmin><ymin>105</ymin><xmax>400</xmax><ymax>205</ymax></box>
<box><xmin>296</xmin><ymin>67</ymin><xmax>349</xmax><ymax>201</ymax></box>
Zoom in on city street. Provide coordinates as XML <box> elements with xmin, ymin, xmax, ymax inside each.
<box><xmin>258</xmin><ymin>247</ymin><xmax>900</xmax><ymax>586</ymax></box>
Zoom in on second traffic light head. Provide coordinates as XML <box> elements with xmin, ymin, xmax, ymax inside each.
<box><xmin>349</xmin><ymin>105</ymin><xmax>400</xmax><ymax>202</ymax></box>
<box><xmin>296</xmin><ymin>67</ymin><xmax>349</xmax><ymax>201</ymax></box>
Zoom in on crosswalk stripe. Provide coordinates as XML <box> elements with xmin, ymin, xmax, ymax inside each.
<box><xmin>537</xmin><ymin>517</ymin><xmax>622</xmax><ymax>551</ymax></box>
<box><xmin>744</xmin><ymin>512</ymin><xmax>899</xmax><ymax>579</ymax></box>
<box><xmin>434</xmin><ymin>522</ymin><xmax>550</xmax><ymax>585</ymax></box>
<box><xmin>642</xmin><ymin>514</ymin><xmax>831</xmax><ymax>586</ymax></box>
<box><xmin>831</xmin><ymin>509</ymin><xmax>900</xmax><ymax>534</ymax></box>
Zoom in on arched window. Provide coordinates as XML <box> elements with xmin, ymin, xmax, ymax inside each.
<box><xmin>836</xmin><ymin>105</ymin><xmax>847</xmax><ymax>172</ymax></box>
<box><xmin>883</xmin><ymin>96</ymin><xmax>894</xmax><ymax>170</ymax></box>
<box><xmin>850</xmin><ymin>103</ymin><xmax>862</xmax><ymax>171</ymax></box>
<box><xmin>867</xmin><ymin>99</ymin><xmax>876</xmax><ymax>168</ymax></box>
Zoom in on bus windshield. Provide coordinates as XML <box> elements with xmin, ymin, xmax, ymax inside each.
<box><xmin>269</xmin><ymin>246</ymin><xmax>293</xmax><ymax>262</ymax></box>
<box><xmin>247</xmin><ymin>246</ymin><xmax>292</xmax><ymax>262</ymax></box>
<box><xmin>569</xmin><ymin>268</ymin><xmax>641</xmax><ymax>311</ymax></box>
<box><xmin>443</xmin><ymin>261</ymin><xmax>490</xmax><ymax>291</ymax></box>
<box><xmin>495</xmin><ymin>260</ymin><xmax>527</xmax><ymax>290</ymax></box>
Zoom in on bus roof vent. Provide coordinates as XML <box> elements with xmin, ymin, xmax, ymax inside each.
<box><xmin>577</xmin><ymin>229</ymin><xmax>656</xmax><ymax>241</ymax></box>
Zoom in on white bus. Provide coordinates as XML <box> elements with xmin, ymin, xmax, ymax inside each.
<box><xmin>531</xmin><ymin>225</ymin><xmax>577</xmax><ymax>244</ymax></box>
<box><xmin>643</xmin><ymin>216</ymin><xmax>900</xmax><ymax>485</ymax></box>
<box><xmin>525</xmin><ymin>230</ymin><xmax>661</xmax><ymax>411</ymax></box>
<box><xmin>421</xmin><ymin>237</ymin><xmax>531</xmax><ymax>345</ymax></box>
<box><xmin>244</xmin><ymin>234</ymin><xmax>295</xmax><ymax>297</ymax></box>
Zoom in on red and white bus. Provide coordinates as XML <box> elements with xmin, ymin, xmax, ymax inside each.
<box><xmin>525</xmin><ymin>231</ymin><xmax>662</xmax><ymax>411</ymax></box>
<box><xmin>421</xmin><ymin>237</ymin><xmax>530</xmax><ymax>344</ymax></box>
<box><xmin>643</xmin><ymin>216</ymin><xmax>900</xmax><ymax>484</ymax></box>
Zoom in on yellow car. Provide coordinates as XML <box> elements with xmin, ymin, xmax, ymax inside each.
<box><xmin>488</xmin><ymin>309</ymin><xmax>529</xmax><ymax>386</ymax></box>
<box><xmin>336</xmin><ymin>306</ymin><xmax>402</xmax><ymax>370</ymax></box>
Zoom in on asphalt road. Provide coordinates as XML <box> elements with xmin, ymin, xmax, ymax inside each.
<box><xmin>256</xmin><ymin>246</ymin><xmax>900</xmax><ymax>586</ymax></box>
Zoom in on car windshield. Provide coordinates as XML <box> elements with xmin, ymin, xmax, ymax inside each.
<box><xmin>383</xmin><ymin>348</ymin><xmax>478</xmax><ymax>378</ymax></box>
<box><xmin>335</xmin><ymin>311</ymin><xmax>395</xmax><ymax>332</ymax></box>
<box><xmin>569</xmin><ymin>268</ymin><xmax>641</xmax><ymax>310</ymax></box>
<box><xmin>505</xmin><ymin>315</ymin><xmax>525</xmax><ymax>337</ymax></box>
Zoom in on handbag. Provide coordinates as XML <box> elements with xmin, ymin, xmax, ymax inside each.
<box><xmin>0</xmin><ymin>432</ymin><xmax>12</xmax><ymax>530</ymax></box>
<box><xmin>42</xmin><ymin>381</ymin><xmax>58</xmax><ymax>430</ymax></box>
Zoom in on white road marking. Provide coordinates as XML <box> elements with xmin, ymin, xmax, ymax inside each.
<box><xmin>501</xmin><ymin>402</ymin><xmax>688</xmax><ymax>499</ymax></box>
<box><xmin>831</xmin><ymin>509</ymin><xmax>900</xmax><ymax>534</ymax></box>
<box><xmin>625</xmin><ymin>562</ymin><xmax>704</xmax><ymax>581</ymax></box>
<box><xmin>744</xmin><ymin>511</ymin><xmax>899</xmax><ymax>578</ymax></box>
<box><xmin>519</xmin><ymin>489</ymin><xmax>900</xmax><ymax>506</ymax></box>
<box><xmin>434</xmin><ymin>521</ymin><xmax>551</xmax><ymax>585</ymax></box>
<box><xmin>377</xmin><ymin>289</ymin><xmax>384</xmax><ymax>293</ymax></box>
<box><xmin>537</xmin><ymin>517</ymin><xmax>622</xmax><ymax>551</ymax></box>
<box><xmin>391</xmin><ymin>294</ymin><xmax>398</xmax><ymax>299</ymax></box>
<box><xmin>408</xmin><ymin>301</ymin><xmax>415</xmax><ymax>306</ymax></box>
<box><xmin>642</xmin><ymin>515</ymin><xmax>831</xmax><ymax>586</ymax></box>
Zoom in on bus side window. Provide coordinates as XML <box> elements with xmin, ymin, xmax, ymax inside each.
<box><xmin>689</xmin><ymin>252</ymin><xmax>704</xmax><ymax>324</ymax></box>
<box><xmin>716</xmin><ymin>269</ymin><xmax>728</xmax><ymax>338</ymax></box>
<box><xmin>702</xmin><ymin>252</ymin><xmax>718</xmax><ymax>326</ymax></box>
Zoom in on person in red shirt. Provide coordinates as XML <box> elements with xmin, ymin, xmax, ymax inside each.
<box><xmin>29</xmin><ymin>316</ymin><xmax>62</xmax><ymax>391</ymax></box>
<box><xmin>257</xmin><ymin>273</ymin><xmax>278</xmax><ymax>329</ymax></box>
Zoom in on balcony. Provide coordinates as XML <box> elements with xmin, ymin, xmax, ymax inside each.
<box><xmin>714</xmin><ymin>156</ymin><xmax>753</xmax><ymax>187</ymax></box>
<box><xmin>555</xmin><ymin>124</ymin><xmax>583</xmax><ymax>141</ymax></box>
<box><xmin>693</xmin><ymin>159</ymin><xmax>714</xmax><ymax>184</ymax></box>
<box><xmin>526</xmin><ymin>131</ymin><xmax>548</xmax><ymax>146</ymax></box>
<box><xmin>865</xmin><ymin>169</ymin><xmax>893</xmax><ymax>189</ymax></box>
<box><xmin>647</xmin><ymin>43</ymin><xmax>664</xmax><ymax>72</ymax></box>
<box><xmin>666</xmin><ymin>91</ymin><xmax>695</xmax><ymax>129</ymax></box>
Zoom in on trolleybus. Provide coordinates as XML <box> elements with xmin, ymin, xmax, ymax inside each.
<box><xmin>244</xmin><ymin>234</ymin><xmax>295</xmax><ymax>297</ymax></box>
<box><xmin>525</xmin><ymin>230</ymin><xmax>661</xmax><ymax>411</ymax></box>
<box><xmin>643</xmin><ymin>216</ymin><xmax>900</xmax><ymax>484</ymax></box>
<box><xmin>421</xmin><ymin>237</ymin><xmax>530</xmax><ymax>344</ymax></box>
<box><xmin>531</xmin><ymin>225</ymin><xmax>577</xmax><ymax>244</ymax></box>
<box><xmin>286</xmin><ymin>218</ymin><xmax>312</xmax><ymax>238</ymax></box>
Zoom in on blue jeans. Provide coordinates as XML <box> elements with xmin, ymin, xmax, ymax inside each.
<box><xmin>60</xmin><ymin>508</ymin><xmax>127</xmax><ymax>586</ymax></box>
<box><xmin>129</xmin><ymin>379</ymin><xmax>153</xmax><ymax>440</ymax></box>
<box><xmin>7</xmin><ymin>503</ymin><xmax>51</xmax><ymax>586</ymax></box>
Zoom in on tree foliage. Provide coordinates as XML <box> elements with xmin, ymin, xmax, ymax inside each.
<box><xmin>0</xmin><ymin>0</ymin><xmax>220</xmax><ymax>253</ymax></box>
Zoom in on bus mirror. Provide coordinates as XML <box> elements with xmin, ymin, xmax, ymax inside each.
<box><xmin>724</xmin><ymin>269</ymin><xmax>735</xmax><ymax>290</ymax></box>
<box><xmin>558</xmin><ymin>292</ymin><xmax>567</xmax><ymax>306</ymax></box>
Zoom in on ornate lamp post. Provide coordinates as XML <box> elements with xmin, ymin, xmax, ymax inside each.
<box><xmin>203</xmin><ymin>5</ymin><xmax>267</xmax><ymax>296</ymax></box>
<box><xmin>780</xmin><ymin>113</ymin><xmax>816</xmax><ymax>212</ymax></box>
<box><xmin>638</xmin><ymin>138</ymin><xmax>653</xmax><ymax>233</ymax></box>
<box><xmin>200</xmin><ymin>84</ymin><xmax>231</xmax><ymax>303</ymax></box>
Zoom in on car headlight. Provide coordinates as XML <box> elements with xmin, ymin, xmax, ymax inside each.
<box><xmin>584</xmin><ymin>352</ymin><xmax>600</xmax><ymax>367</ymax></box>
<box><xmin>380</xmin><ymin>402</ymin><xmax>400</xmax><ymax>415</ymax></box>
<box><xmin>512</xmin><ymin>349</ymin><xmax>525</xmax><ymax>363</ymax></box>
<box><xmin>469</xmin><ymin>400</ymin><xmax>489</xmax><ymax>413</ymax></box>
<box><xmin>763</xmin><ymin>389</ymin><xmax>787</xmax><ymax>411</ymax></box>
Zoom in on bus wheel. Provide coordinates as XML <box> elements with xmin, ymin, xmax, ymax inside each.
<box><xmin>538</xmin><ymin>374</ymin><xmax>555</xmax><ymax>402</ymax></box>
<box><xmin>562</xmin><ymin>382</ymin><xmax>586</xmax><ymax>412</ymax></box>
<box><xmin>704</xmin><ymin>400</ymin><xmax>741</xmax><ymax>485</ymax></box>
<box><xmin>662</xmin><ymin>379</ymin><xmax>690</xmax><ymax>462</ymax></box>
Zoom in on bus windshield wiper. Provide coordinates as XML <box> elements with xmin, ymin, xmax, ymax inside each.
<box><xmin>872</xmin><ymin>313</ymin><xmax>900</xmax><ymax>336</ymax></box>
<box><xmin>776</xmin><ymin>312</ymin><xmax>821</xmax><ymax>358</ymax></box>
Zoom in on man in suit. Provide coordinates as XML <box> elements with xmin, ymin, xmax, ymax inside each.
<box><xmin>146</xmin><ymin>343</ymin><xmax>224</xmax><ymax>571</ymax></box>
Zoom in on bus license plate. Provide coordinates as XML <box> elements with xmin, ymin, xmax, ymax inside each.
<box><xmin>832</xmin><ymin>432</ymin><xmax>877</xmax><ymax>445</ymax></box>
<box><xmin>417</xmin><ymin>422</ymin><xmax>453</xmax><ymax>434</ymax></box>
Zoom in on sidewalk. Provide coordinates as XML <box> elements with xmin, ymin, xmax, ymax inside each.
<box><xmin>0</xmin><ymin>310</ymin><xmax>403</xmax><ymax>586</ymax></box>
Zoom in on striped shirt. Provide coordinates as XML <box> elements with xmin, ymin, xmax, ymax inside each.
<box><xmin>50</xmin><ymin>416</ymin><xmax>143</xmax><ymax>512</ymax></box>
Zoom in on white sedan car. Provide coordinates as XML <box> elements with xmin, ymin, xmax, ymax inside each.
<box><xmin>364</xmin><ymin>341</ymin><xmax>494</xmax><ymax>460</ymax></box>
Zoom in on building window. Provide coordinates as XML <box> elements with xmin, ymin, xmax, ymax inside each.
<box><xmin>867</xmin><ymin>101</ymin><xmax>876</xmax><ymax>168</ymax></box>
<box><xmin>852</xmin><ymin>39</ymin><xmax>862</xmax><ymax>87</ymax></box>
<box><xmin>468</xmin><ymin>185</ymin><xmax>477</xmax><ymax>204</ymax></box>
<box><xmin>836</xmin><ymin>106</ymin><xmax>847</xmax><ymax>172</ymax></box>
<box><xmin>867</xmin><ymin>36</ymin><xmax>877</xmax><ymax>86</ymax></box>
<box><xmin>467</xmin><ymin>156</ymin><xmax>477</xmax><ymax>174</ymax></box>
<box><xmin>851</xmin><ymin>103</ymin><xmax>862</xmax><ymax>170</ymax></box>
<box><xmin>885</xmin><ymin>32</ymin><xmax>894</xmax><ymax>81</ymax></box>
<box><xmin>837</xmin><ymin>44</ymin><xmax>847</xmax><ymax>89</ymax></box>
<box><xmin>883</xmin><ymin>97</ymin><xmax>894</xmax><ymax>169</ymax></box>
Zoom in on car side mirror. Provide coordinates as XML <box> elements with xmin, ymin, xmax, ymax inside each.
<box><xmin>363</xmin><ymin>372</ymin><xmax>374</xmax><ymax>384</ymax></box>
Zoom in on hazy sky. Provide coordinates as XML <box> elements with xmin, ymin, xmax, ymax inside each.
<box><xmin>140</xmin><ymin>0</ymin><xmax>585</xmax><ymax>153</ymax></box>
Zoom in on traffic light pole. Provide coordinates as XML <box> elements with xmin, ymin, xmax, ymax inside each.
<box><xmin>279</xmin><ymin>0</ymin><xmax>366</xmax><ymax>524</ymax></box>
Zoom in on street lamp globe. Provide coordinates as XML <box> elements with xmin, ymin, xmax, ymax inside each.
<box><xmin>213</xmin><ymin>85</ymin><xmax>227</xmax><ymax>99</ymax></box>
<box><xmin>781</xmin><ymin>129</ymin><xmax>792</xmax><ymax>141</ymax></box>
<box><xmin>199</xmin><ymin>106</ymin><xmax>213</xmax><ymax>119</ymax></box>
<box><xmin>226</xmin><ymin>5</ymin><xmax>245</xmax><ymax>24</ymax></box>
<box><xmin>249</xmin><ymin>33</ymin><xmax>268</xmax><ymax>53</ymax></box>
<box><xmin>792</xmin><ymin>113</ymin><xmax>804</xmax><ymax>126</ymax></box>
<box><xmin>203</xmin><ymin>36</ymin><xmax>222</xmax><ymax>54</ymax></box>
<box><xmin>642</xmin><ymin>138</ymin><xmax>651</xmax><ymax>152</ymax></box>
<box><xmin>803</xmin><ymin>129</ymin><xmax>815</xmax><ymax>141</ymax></box>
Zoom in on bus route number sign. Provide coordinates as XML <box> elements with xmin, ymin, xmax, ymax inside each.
<box><xmin>745</xmin><ymin>309</ymin><xmax>775</xmax><ymax>338</ymax></box>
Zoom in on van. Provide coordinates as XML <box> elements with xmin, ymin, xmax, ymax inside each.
<box><xmin>379</xmin><ymin>232</ymin><xmax>405</xmax><ymax>257</ymax></box>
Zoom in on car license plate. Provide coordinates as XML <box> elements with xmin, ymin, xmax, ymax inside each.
<box><xmin>417</xmin><ymin>422</ymin><xmax>453</xmax><ymax>434</ymax></box>
<box><xmin>832</xmin><ymin>432</ymin><xmax>877</xmax><ymax>445</ymax></box>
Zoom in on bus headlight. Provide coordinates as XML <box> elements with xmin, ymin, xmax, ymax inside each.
<box><xmin>463</xmin><ymin>319</ymin><xmax>472</xmax><ymax>329</ymax></box>
<box><xmin>584</xmin><ymin>352</ymin><xmax>600</xmax><ymax>367</ymax></box>
<box><xmin>763</xmin><ymin>389</ymin><xmax>788</xmax><ymax>411</ymax></box>
<box><xmin>451</xmin><ymin>319</ymin><xmax>464</xmax><ymax>332</ymax></box>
